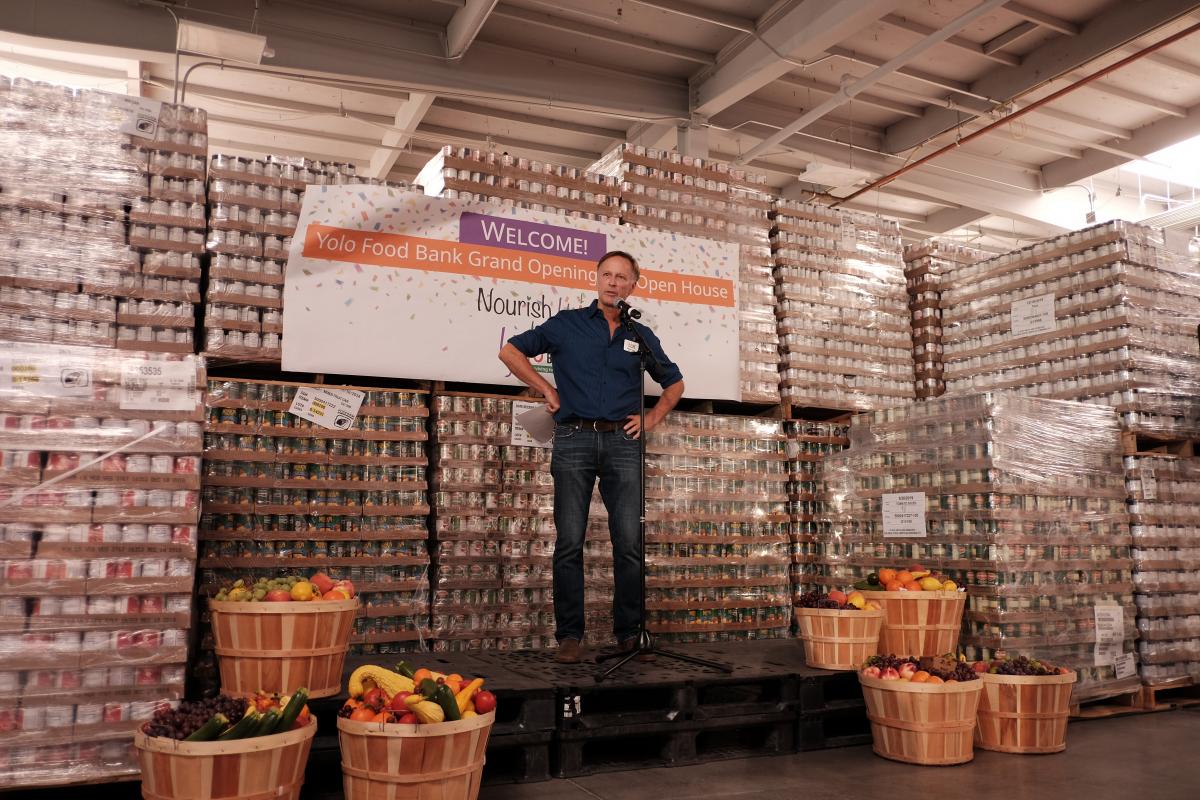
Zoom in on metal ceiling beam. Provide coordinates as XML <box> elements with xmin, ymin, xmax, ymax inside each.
<box><xmin>150</xmin><ymin>79</ymin><xmax>402</xmax><ymax>127</ymax></box>
<box><xmin>881</xmin><ymin>13</ymin><xmax>1020</xmax><ymax>67</ymax></box>
<box><xmin>1138</xmin><ymin>50</ymin><xmax>1200</xmax><ymax>78</ymax></box>
<box><xmin>625</xmin><ymin>121</ymin><xmax>677</xmax><ymax>151</ymax></box>
<box><xmin>913</xmin><ymin>205</ymin><xmax>991</xmax><ymax>234</ymax></box>
<box><xmin>446</xmin><ymin>0</ymin><xmax>499</xmax><ymax>58</ymax></box>
<box><xmin>776</xmin><ymin>74</ymin><xmax>923</xmax><ymax>117</ymax></box>
<box><xmin>1083</xmin><ymin>81</ymin><xmax>1188</xmax><ymax>116</ymax></box>
<box><xmin>691</xmin><ymin>0</ymin><xmax>903</xmax><ymax>117</ymax></box>
<box><xmin>1001</xmin><ymin>2</ymin><xmax>1079</xmax><ymax>35</ymax></box>
<box><xmin>737</xmin><ymin>0</ymin><xmax>1012</xmax><ymax>164</ymax></box>
<box><xmin>0</xmin><ymin>0</ymin><xmax>689</xmax><ymax>120</ymax></box>
<box><xmin>369</xmin><ymin>93</ymin><xmax>437</xmax><ymax>179</ymax></box>
<box><xmin>883</xmin><ymin>0</ymin><xmax>1200</xmax><ymax>153</ymax></box>
<box><xmin>490</xmin><ymin>4</ymin><xmax>715</xmax><ymax>65</ymax></box>
<box><xmin>1042</xmin><ymin>101</ymin><xmax>1200</xmax><ymax>188</ymax></box>
<box><xmin>982</xmin><ymin>21</ymin><xmax>1039</xmax><ymax>56</ymax></box>
<box><xmin>625</xmin><ymin>0</ymin><xmax>755</xmax><ymax>32</ymax></box>
<box><xmin>1028</xmin><ymin>107</ymin><xmax>1132</xmax><ymax>140</ymax></box>
<box><xmin>433</xmin><ymin>99</ymin><xmax>626</xmax><ymax>139</ymax></box>
<box><xmin>416</xmin><ymin>123</ymin><xmax>601</xmax><ymax>161</ymax></box>
<box><xmin>827</xmin><ymin>46</ymin><xmax>991</xmax><ymax>103</ymax></box>
<box><xmin>838</xmin><ymin>200</ymin><xmax>927</xmax><ymax>222</ymax></box>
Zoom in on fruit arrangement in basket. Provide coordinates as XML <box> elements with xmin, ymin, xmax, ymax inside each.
<box><xmin>854</xmin><ymin>566</ymin><xmax>960</xmax><ymax>592</ymax></box>
<box><xmin>977</xmin><ymin>654</ymin><xmax>1071</xmax><ymax>676</ymax></box>
<box><xmin>141</xmin><ymin>690</ymin><xmax>311</xmax><ymax>741</ymax></box>
<box><xmin>797</xmin><ymin>589</ymin><xmax>882</xmax><ymax>610</ymax></box>
<box><xmin>213</xmin><ymin>572</ymin><xmax>356</xmax><ymax>602</ymax></box>
<box><xmin>861</xmin><ymin>654</ymin><xmax>980</xmax><ymax>683</ymax></box>
<box><xmin>338</xmin><ymin>662</ymin><xmax>496</xmax><ymax>725</ymax></box>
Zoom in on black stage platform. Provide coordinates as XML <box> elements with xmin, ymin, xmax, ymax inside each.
<box><xmin>302</xmin><ymin>639</ymin><xmax>871</xmax><ymax>794</ymax></box>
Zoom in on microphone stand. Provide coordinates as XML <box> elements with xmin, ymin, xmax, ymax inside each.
<box><xmin>595</xmin><ymin>302</ymin><xmax>731</xmax><ymax>681</ymax></box>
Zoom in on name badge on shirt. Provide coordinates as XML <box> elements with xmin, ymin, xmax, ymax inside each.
<box><xmin>623</xmin><ymin>339</ymin><xmax>639</xmax><ymax>353</ymax></box>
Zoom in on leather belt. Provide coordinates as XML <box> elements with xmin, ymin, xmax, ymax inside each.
<box><xmin>563</xmin><ymin>418</ymin><xmax>622</xmax><ymax>432</ymax></box>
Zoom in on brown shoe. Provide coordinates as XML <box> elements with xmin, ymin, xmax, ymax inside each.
<box><xmin>620</xmin><ymin>637</ymin><xmax>657</xmax><ymax>662</ymax></box>
<box><xmin>555</xmin><ymin>639</ymin><xmax>583</xmax><ymax>664</ymax></box>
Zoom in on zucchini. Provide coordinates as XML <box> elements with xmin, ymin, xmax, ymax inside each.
<box><xmin>184</xmin><ymin>713</ymin><xmax>228</xmax><ymax>742</ymax></box>
<box><xmin>433</xmin><ymin>684</ymin><xmax>461</xmax><ymax>721</ymax></box>
<box><xmin>218</xmin><ymin>708</ymin><xmax>261</xmax><ymax>740</ymax></box>
<box><xmin>394</xmin><ymin>660</ymin><xmax>415</xmax><ymax>680</ymax></box>
<box><xmin>274</xmin><ymin>688</ymin><xmax>309</xmax><ymax>734</ymax></box>
<box><xmin>253</xmin><ymin>710</ymin><xmax>281</xmax><ymax>738</ymax></box>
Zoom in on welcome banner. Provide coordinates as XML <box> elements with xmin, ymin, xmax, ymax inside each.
<box><xmin>282</xmin><ymin>187</ymin><xmax>741</xmax><ymax>398</ymax></box>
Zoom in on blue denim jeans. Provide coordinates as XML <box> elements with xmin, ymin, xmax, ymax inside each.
<box><xmin>550</xmin><ymin>424</ymin><xmax>642</xmax><ymax>643</ymax></box>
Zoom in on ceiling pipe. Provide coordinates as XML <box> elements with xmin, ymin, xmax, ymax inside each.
<box><xmin>445</xmin><ymin>0</ymin><xmax>499</xmax><ymax>59</ymax></box>
<box><xmin>833</xmin><ymin>19</ymin><xmax>1200</xmax><ymax>206</ymax></box>
<box><xmin>736</xmin><ymin>0</ymin><xmax>1011</xmax><ymax>164</ymax></box>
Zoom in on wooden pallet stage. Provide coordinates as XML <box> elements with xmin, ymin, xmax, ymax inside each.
<box><xmin>1120</xmin><ymin>430</ymin><xmax>1197</xmax><ymax>458</ymax></box>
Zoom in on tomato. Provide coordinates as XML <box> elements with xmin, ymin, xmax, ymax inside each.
<box><xmin>363</xmin><ymin>687</ymin><xmax>385</xmax><ymax>709</ymax></box>
<box><xmin>372</xmin><ymin>710</ymin><xmax>392</xmax><ymax>723</ymax></box>
<box><xmin>350</xmin><ymin>706</ymin><xmax>377</xmax><ymax>722</ymax></box>
<box><xmin>389</xmin><ymin>691</ymin><xmax>412</xmax><ymax>711</ymax></box>
<box><xmin>473</xmin><ymin>690</ymin><xmax>496</xmax><ymax>715</ymax></box>
<box><xmin>397</xmin><ymin>713</ymin><xmax>417</xmax><ymax>724</ymax></box>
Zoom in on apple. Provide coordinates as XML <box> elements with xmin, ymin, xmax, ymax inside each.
<box><xmin>264</xmin><ymin>589</ymin><xmax>292</xmax><ymax>602</ymax></box>
<box><xmin>972</xmin><ymin>661</ymin><xmax>988</xmax><ymax>673</ymax></box>
<box><xmin>363</xmin><ymin>687</ymin><xmax>385</xmax><ymax>709</ymax></box>
<box><xmin>881</xmin><ymin>667</ymin><xmax>901</xmax><ymax>681</ymax></box>
<box><xmin>397</xmin><ymin>713</ymin><xmax>417</xmax><ymax>724</ymax></box>
<box><xmin>827</xmin><ymin>590</ymin><xmax>848</xmax><ymax>607</ymax></box>
<box><xmin>861</xmin><ymin>666</ymin><xmax>881</xmax><ymax>679</ymax></box>
<box><xmin>898</xmin><ymin>663</ymin><xmax>917</xmax><ymax>680</ymax></box>
<box><xmin>310</xmin><ymin>572</ymin><xmax>336</xmax><ymax>595</ymax></box>
<box><xmin>389</xmin><ymin>691</ymin><xmax>412</xmax><ymax>712</ymax></box>
<box><xmin>332</xmin><ymin>579</ymin><xmax>356</xmax><ymax>599</ymax></box>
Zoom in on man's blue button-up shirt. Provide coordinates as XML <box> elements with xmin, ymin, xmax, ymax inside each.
<box><xmin>507</xmin><ymin>300</ymin><xmax>683</xmax><ymax>422</ymax></box>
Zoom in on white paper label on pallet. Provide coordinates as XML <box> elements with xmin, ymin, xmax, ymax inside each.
<box><xmin>1113</xmin><ymin>653</ymin><xmax>1137</xmax><ymax>680</ymax></box>
<box><xmin>1094</xmin><ymin>640</ymin><xmax>1121</xmax><ymax>667</ymax></box>
<box><xmin>1142</xmin><ymin>471</ymin><xmax>1158</xmax><ymax>500</ymax></box>
<box><xmin>841</xmin><ymin>223</ymin><xmax>858</xmax><ymax>253</ymax></box>
<box><xmin>119</xmin><ymin>361</ymin><xmax>197</xmax><ymax>411</ymax></box>
<box><xmin>511</xmin><ymin>400</ymin><xmax>554</xmax><ymax>448</ymax></box>
<box><xmin>882</xmin><ymin>492</ymin><xmax>926</xmax><ymax>537</ymax></box>
<box><xmin>109</xmin><ymin>94</ymin><xmax>164</xmax><ymax>140</ymax></box>
<box><xmin>1094</xmin><ymin>602</ymin><xmax>1124</xmax><ymax>644</ymax></box>
<box><xmin>0</xmin><ymin>354</ymin><xmax>94</xmax><ymax>398</ymax></box>
<box><xmin>288</xmin><ymin>387</ymin><xmax>364</xmax><ymax>430</ymax></box>
<box><xmin>1010</xmin><ymin>293</ymin><xmax>1057</xmax><ymax>338</ymax></box>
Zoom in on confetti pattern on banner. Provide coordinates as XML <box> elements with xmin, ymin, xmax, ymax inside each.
<box><xmin>282</xmin><ymin>187</ymin><xmax>741</xmax><ymax>399</ymax></box>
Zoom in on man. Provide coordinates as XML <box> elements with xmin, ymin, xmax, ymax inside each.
<box><xmin>499</xmin><ymin>250</ymin><xmax>684</xmax><ymax>664</ymax></box>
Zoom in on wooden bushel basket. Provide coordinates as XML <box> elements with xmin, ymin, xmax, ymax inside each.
<box><xmin>861</xmin><ymin>590</ymin><xmax>966</xmax><ymax>657</ymax></box>
<box><xmin>975</xmin><ymin>670</ymin><xmax>1077</xmax><ymax>754</ymax></box>
<box><xmin>338</xmin><ymin>711</ymin><xmax>495</xmax><ymax>800</ymax></box>
<box><xmin>135</xmin><ymin>718</ymin><xmax>316</xmax><ymax>800</ymax></box>
<box><xmin>794</xmin><ymin>607</ymin><xmax>884</xmax><ymax>670</ymax></box>
<box><xmin>859</xmin><ymin>673</ymin><xmax>983</xmax><ymax>766</ymax></box>
<box><xmin>209</xmin><ymin>598</ymin><xmax>358</xmax><ymax>698</ymax></box>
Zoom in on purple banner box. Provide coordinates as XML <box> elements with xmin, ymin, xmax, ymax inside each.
<box><xmin>459</xmin><ymin>211</ymin><xmax>606</xmax><ymax>261</ymax></box>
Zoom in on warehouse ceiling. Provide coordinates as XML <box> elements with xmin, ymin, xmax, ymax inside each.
<box><xmin>4</xmin><ymin>0</ymin><xmax>1200</xmax><ymax>251</ymax></box>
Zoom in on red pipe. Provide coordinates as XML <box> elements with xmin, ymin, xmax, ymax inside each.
<box><xmin>832</xmin><ymin>19</ymin><xmax>1200</xmax><ymax>207</ymax></box>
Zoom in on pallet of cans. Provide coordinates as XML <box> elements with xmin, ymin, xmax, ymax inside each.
<box><xmin>591</xmin><ymin>144</ymin><xmax>781</xmax><ymax>404</ymax></box>
<box><xmin>430</xmin><ymin>393</ymin><xmax>616</xmax><ymax>652</ymax></box>
<box><xmin>0</xmin><ymin>343</ymin><xmax>203</xmax><ymax>788</ymax></box>
<box><xmin>785</xmin><ymin>419</ymin><xmax>849</xmax><ymax>604</ymax></box>
<box><xmin>1126</xmin><ymin>454</ymin><xmax>1200</xmax><ymax>685</ymax></box>
<box><xmin>420</xmin><ymin>146</ymin><xmax>621</xmax><ymax>222</ymax></box>
<box><xmin>194</xmin><ymin>378</ymin><xmax>430</xmax><ymax>689</ymax></box>
<box><xmin>902</xmin><ymin>240</ymin><xmax>987</xmax><ymax>400</ymax></box>
<box><xmin>0</xmin><ymin>75</ymin><xmax>204</xmax><ymax>352</ymax></box>
<box><xmin>773</xmin><ymin>201</ymin><xmax>914</xmax><ymax>412</ymax></box>
<box><xmin>940</xmin><ymin>221</ymin><xmax>1200</xmax><ymax>438</ymax></box>
<box><xmin>643</xmin><ymin>412</ymin><xmax>792</xmax><ymax>642</ymax></box>
<box><xmin>806</xmin><ymin>393</ymin><xmax>1139</xmax><ymax>702</ymax></box>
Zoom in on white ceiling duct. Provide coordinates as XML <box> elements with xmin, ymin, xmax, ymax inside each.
<box><xmin>1139</xmin><ymin>202</ymin><xmax>1200</xmax><ymax>230</ymax></box>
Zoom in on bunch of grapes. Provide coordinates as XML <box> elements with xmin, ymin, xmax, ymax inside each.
<box><xmin>864</xmin><ymin>654</ymin><xmax>918</xmax><ymax>671</ymax></box>
<box><xmin>797</xmin><ymin>591</ymin><xmax>823</xmax><ymax>608</ymax></box>
<box><xmin>991</xmin><ymin>656</ymin><xmax>1060</xmax><ymax>676</ymax></box>
<box><xmin>142</xmin><ymin>695</ymin><xmax>249</xmax><ymax>740</ymax></box>
<box><xmin>928</xmin><ymin>661</ymin><xmax>980</xmax><ymax>682</ymax></box>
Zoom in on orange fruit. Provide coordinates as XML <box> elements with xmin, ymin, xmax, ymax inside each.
<box><xmin>895</xmin><ymin>570</ymin><xmax>914</xmax><ymax>584</ymax></box>
<box><xmin>885</xmin><ymin>581</ymin><xmax>904</xmax><ymax>592</ymax></box>
<box><xmin>878</xmin><ymin>568</ymin><xmax>897</xmax><ymax>585</ymax></box>
<box><xmin>911</xmin><ymin>670</ymin><xmax>931</xmax><ymax>683</ymax></box>
<box><xmin>926</xmin><ymin>675</ymin><xmax>944</xmax><ymax>684</ymax></box>
<box><xmin>412</xmin><ymin>668</ymin><xmax>433</xmax><ymax>686</ymax></box>
<box><xmin>903</xmin><ymin>580</ymin><xmax>921</xmax><ymax>591</ymax></box>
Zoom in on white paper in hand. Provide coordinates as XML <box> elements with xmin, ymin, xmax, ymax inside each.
<box><xmin>512</xmin><ymin>401</ymin><xmax>555</xmax><ymax>447</ymax></box>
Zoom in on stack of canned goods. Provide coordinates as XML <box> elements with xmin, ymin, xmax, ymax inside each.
<box><xmin>0</xmin><ymin>344</ymin><xmax>203</xmax><ymax>789</ymax></box>
<box><xmin>641</xmin><ymin>412</ymin><xmax>792</xmax><ymax>643</ymax></box>
<box><xmin>193</xmin><ymin>378</ymin><xmax>431</xmax><ymax>692</ymax></box>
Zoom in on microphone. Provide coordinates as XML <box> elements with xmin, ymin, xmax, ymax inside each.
<box><xmin>616</xmin><ymin>299</ymin><xmax>642</xmax><ymax>319</ymax></box>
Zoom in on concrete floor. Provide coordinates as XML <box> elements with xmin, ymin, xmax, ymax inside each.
<box><xmin>480</xmin><ymin>709</ymin><xmax>1200</xmax><ymax>800</ymax></box>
